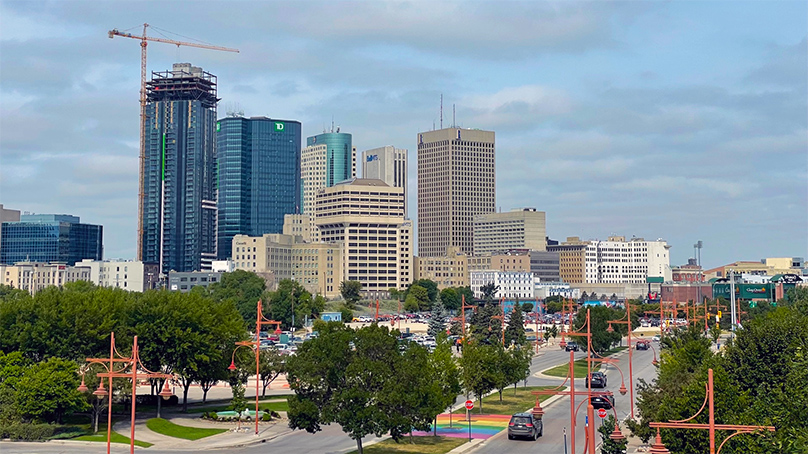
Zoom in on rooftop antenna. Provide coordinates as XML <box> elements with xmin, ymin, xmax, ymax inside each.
<box><xmin>440</xmin><ymin>94</ymin><xmax>443</xmax><ymax>129</ymax></box>
<box><xmin>331</xmin><ymin>116</ymin><xmax>334</xmax><ymax>133</ymax></box>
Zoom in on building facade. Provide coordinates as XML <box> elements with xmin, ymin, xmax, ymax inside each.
<box><xmin>414</xmin><ymin>246</ymin><xmax>469</xmax><ymax>289</ymax></box>
<box><xmin>301</xmin><ymin>131</ymin><xmax>356</xmax><ymax>214</ymax></box>
<box><xmin>0</xmin><ymin>262</ymin><xmax>91</xmax><ymax>295</ymax></box>
<box><xmin>584</xmin><ymin>236</ymin><xmax>671</xmax><ymax>284</ymax></box>
<box><xmin>216</xmin><ymin>115</ymin><xmax>302</xmax><ymax>259</ymax></box>
<box><xmin>141</xmin><ymin>63</ymin><xmax>218</xmax><ymax>273</ymax></box>
<box><xmin>417</xmin><ymin>127</ymin><xmax>495</xmax><ymax>257</ymax></box>
<box><xmin>470</xmin><ymin>270</ymin><xmax>534</xmax><ymax>299</ymax></box>
<box><xmin>168</xmin><ymin>271</ymin><xmax>222</xmax><ymax>293</ymax></box>
<box><xmin>76</xmin><ymin>259</ymin><xmax>160</xmax><ymax>292</ymax></box>
<box><xmin>547</xmin><ymin>237</ymin><xmax>588</xmax><ymax>284</ymax></box>
<box><xmin>0</xmin><ymin>204</ymin><xmax>21</xmax><ymax>254</ymax></box>
<box><xmin>1</xmin><ymin>214</ymin><xmax>103</xmax><ymax>266</ymax></box>
<box><xmin>529</xmin><ymin>250</ymin><xmax>561</xmax><ymax>282</ymax></box>
<box><xmin>283</xmin><ymin>214</ymin><xmax>318</xmax><ymax>243</ymax></box>
<box><xmin>314</xmin><ymin>179</ymin><xmax>412</xmax><ymax>295</ymax></box>
<box><xmin>361</xmin><ymin>146</ymin><xmax>408</xmax><ymax>217</ymax></box>
<box><xmin>473</xmin><ymin>208</ymin><xmax>546</xmax><ymax>255</ymax></box>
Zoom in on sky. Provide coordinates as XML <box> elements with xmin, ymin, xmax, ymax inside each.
<box><xmin>1</xmin><ymin>0</ymin><xmax>806</xmax><ymax>269</ymax></box>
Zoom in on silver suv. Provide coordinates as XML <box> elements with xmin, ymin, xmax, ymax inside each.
<box><xmin>507</xmin><ymin>412</ymin><xmax>542</xmax><ymax>440</ymax></box>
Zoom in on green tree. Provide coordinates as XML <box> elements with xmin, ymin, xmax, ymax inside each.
<box><xmin>14</xmin><ymin>357</ymin><xmax>87</xmax><ymax>423</ymax></box>
<box><xmin>230</xmin><ymin>382</ymin><xmax>248</xmax><ymax>429</ymax></box>
<box><xmin>521</xmin><ymin>302</ymin><xmax>534</xmax><ymax>313</ymax></box>
<box><xmin>440</xmin><ymin>288</ymin><xmax>461</xmax><ymax>312</ymax></box>
<box><xmin>268</xmin><ymin>279</ymin><xmax>311</xmax><ymax>329</ymax></box>
<box><xmin>405</xmin><ymin>285</ymin><xmax>430</xmax><ymax>312</ymax></box>
<box><xmin>459</xmin><ymin>343</ymin><xmax>498</xmax><ymax>413</ymax></box>
<box><xmin>598</xmin><ymin>415</ymin><xmax>628</xmax><ymax>454</ymax></box>
<box><xmin>410</xmin><ymin>279</ymin><xmax>438</xmax><ymax>303</ymax></box>
<box><xmin>259</xmin><ymin>348</ymin><xmax>286</xmax><ymax>397</ymax></box>
<box><xmin>340</xmin><ymin>280</ymin><xmax>363</xmax><ymax>308</ymax></box>
<box><xmin>573</xmin><ymin>306</ymin><xmax>621</xmax><ymax>354</ymax></box>
<box><xmin>480</xmin><ymin>283</ymin><xmax>499</xmax><ymax>301</ymax></box>
<box><xmin>339</xmin><ymin>304</ymin><xmax>354</xmax><ymax>322</ymax></box>
<box><xmin>429</xmin><ymin>339</ymin><xmax>461</xmax><ymax>419</ymax></box>
<box><xmin>207</xmin><ymin>270</ymin><xmax>265</xmax><ymax>327</ymax></box>
<box><xmin>456</xmin><ymin>286</ymin><xmax>475</xmax><ymax>305</ymax></box>
<box><xmin>504</xmin><ymin>302</ymin><xmax>527</xmax><ymax>346</ymax></box>
<box><xmin>427</xmin><ymin>294</ymin><xmax>447</xmax><ymax>337</ymax></box>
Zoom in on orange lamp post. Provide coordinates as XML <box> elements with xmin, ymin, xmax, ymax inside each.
<box><xmin>228</xmin><ymin>299</ymin><xmax>283</xmax><ymax>435</ymax></box>
<box><xmin>649</xmin><ymin>368</ymin><xmax>775</xmax><ymax>454</ymax></box>
<box><xmin>77</xmin><ymin>332</ymin><xmax>174</xmax><ymax>454</ymax></box>
<box><xmin>606</xmin><ymin>302</ymin><xmax>637</xmax><ymax>419</ymax></box>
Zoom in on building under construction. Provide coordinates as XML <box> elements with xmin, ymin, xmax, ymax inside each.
<box><xmin>140</xmin><ymin>63</ymin><xmax>218</xmax><ymax>273</ymax></box>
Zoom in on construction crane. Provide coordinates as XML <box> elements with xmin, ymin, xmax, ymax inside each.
<box><xmin>108</xmin><ymin>23</ymin><xmax>238</xmax><ymax>261</ymax></box>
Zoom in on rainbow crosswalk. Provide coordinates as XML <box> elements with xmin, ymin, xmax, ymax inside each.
<box><xmin>411</xmin><ymin>413</ymin><xmax>511</xmax><ymax>439</ymax></box>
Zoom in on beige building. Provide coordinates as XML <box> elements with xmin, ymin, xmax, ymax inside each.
<box><xmin>548</xmin><ymin>237</ymin><xmax>588</xmax><ymax>284</ymax></box>
<box><xmin>0</xmin><ymin>262</ymin><xmax>91</xmax><ymax>295</ymax></box>
<box><xmin>703</xmin><ymin>259</ymin><xmax>801</xmax><ymax>280</ymax></box>
<box><xmin>232</xmin><ymin>233</ymin><xmax>342</xmax><ymax>298</ymax></box>
<box><xmin>76</xmin><ymin>259</ymin><xmax>160</xmax><ymax>291</ymax></box>
<box><xmin>415</xmin><ymin>246</ymin><xmax>469</xmax><ymax>289</ymax></box>
<box><xmin>417</xmin><ymin>127</ymin><xmax>495</xmax><ymax>257</ymax></box>
<box><xmin>361</xmin><ymin>146</ymin><xmax>408</xmax><ymax>217</ymax></box>
<box><xmin>301</xmin><ymin>142</ymin><xmax>357</xmax><ymax>214</ymax></box>
<box><xmin>283</xmin><ymin>214</ymin><xmax>319</xmax><ymax>243</ymax></box>
<box><xmin>473</xmin><ymin>208</ymin><xmax>546</xmax><ymax>255</ymax></box>
<box><xmin>467</xmin><ymin>251</ymin><xmax>531</xmax><ymax>273</ymax></box>
<box><xmin>315</xmin><ymin>178</ymin><xmax>412</xmax><ymax>296</ymax></box>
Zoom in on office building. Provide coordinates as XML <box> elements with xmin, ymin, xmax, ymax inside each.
<box><xmin>473</xmin><ymin>208</ymin><xmax>546</xmax><ymax>255</ymax></box>
<box><xmin>0</xmin><ymin>262</ymin><xmax>91</xmax><ymax>295</ymax></box>
<box><xmin>232</xmin><ymin>233</ymin><xmax>342</xmax><ymax>298</ymax></box>
<box><xmin>583</xmin><ymin>236</ymin><xmax>671</xmax><ymax>284</ymax></box>
<box><xmin>0</xmin><ymin>205</ymin><xmax>21</xmax><ymax>254</ymax></box>
<box><xmin>315</xmin><ymin>178</ymin><xmax>412</xmax><ymax>296</ymax></box>
<box><xmin>529</xmin><ymin>250</ymin><xmax>561</xmax><ymax>282</ymax></box>
<box><xmin>1</xmin><ymin>214</ymin><xmax>103</xmax><ymax>266</ymax></box>
<box><xmin>414</xmin><ymin>246</ymin><xmax>469</xmax><ymax>289</ymax></box>
<box><xmin>216</xmin><ymin>115</ymin><xmax>302</xmax><ymax>259</ymax></box>
<box><xmin>547</xmin><ymin>237</ymin><xmax>589</xmax><ymax>284</ymax></box>
<box><xmin>140</xmin><ymin>63</ymin><xmax>218</xmax><ymax>273</ymax></box>
<box><xmin>283</xmin><ymin>214</ymin><xmax>318</xmax><ymax>243</ymax></box>
<box><xmin>168</xmin><ymin>271</ymin><xmax>222</xmax><ymax>293</ymax></box>
<box><xmin>470</xmin><ymin>270</ymin><xmax>534</xmax><ymax>299</ymax></box>
<box><xmin>301</xmin><ymin>130</ymin><xmax>356</xmax><ymax>214</ymax></box>
<box><xmin>361</xmin><ymin>146</ymin><xmax>408</xmax><ymax>217</ymax></box>
<box><xmin>417</xmin><ymin>127</ymin><xmax>495</xmax><ymax>257</ymax></box>
<box><xmin>76</xmin><ymin>259</ymin><xmax>160</xmax><ymax>292</ymax></box>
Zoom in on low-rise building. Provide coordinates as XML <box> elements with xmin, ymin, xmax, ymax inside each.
<box><xmin>547</xmin><ymin>237</ymin><xmax>588</xmax><ymax>284</ymax></box>
<box><xmin>470</xmin><ymin>270</ymin><xmax>534</xmax><ymax>299</ymax></box>
<box><xmin>0</xmin><ymin>262</ymin><xmax>91</xmax><ymax>295</ymax></box>
<box><xmin>414</xmin><ymin>246</ymin><xmax>469</xmax><ymax>289</ymax></box>
<box><xmin>76</xmin><ymin>259</ymin><xmax>160</xmax><ymax>292</ymax></box>
<box><xmin>168</xmin><ymin>271</ymin><xmax>222</xmax><ymax>293</ymax></box>
<box><xmin>534</xmin><ymin>281</ymin><xmax>581</xmax><ymax>300</ymax></box>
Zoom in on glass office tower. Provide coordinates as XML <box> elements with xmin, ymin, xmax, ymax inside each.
<box><xmin>141</xmin><ymin>63</ymin><xmax>218</xmax><ymax>273</ymax></box>
<box><xmin>0</xmin><ymin>214</ymin><xmax>103</xmax><ymax>265</ymax></box>
<box><xmin>216</xmin><ymin>116</ymin><xmax>302</xmax><ymax>259</ymax></box>
<box><xmin>301</xmin><ymin>131</ymin><xmax>355</xmax><ymax>213</ymax></box>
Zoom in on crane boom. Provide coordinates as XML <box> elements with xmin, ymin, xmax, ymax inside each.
<box><xmin>108</xmin><ymin>23</ymin><xmax>238</xmax><ymax>266</ymax></box>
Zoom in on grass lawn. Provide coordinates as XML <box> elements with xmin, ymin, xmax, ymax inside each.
<box><xmin>74</xmin><ymin>430</ymin><xmax>153</xmax><ymax>447</ymax></box>
<box><xmin>541</xmin><ymin>346</ymin><xmax>628</xmax><ymax>377</ymax></box>
<box><xmin>346</xmin><ymin>436</ymin><xmax>466</xmax><ymax>454</ymax></box>
<box><xmin>452</xmin><ymin>386</ymin><xmax>557</xmax><ymax>415</ymax></box>
<box><xmin>145</xmin><ymin>418</ymin><xmax>227</xmax><ymax>440</ymax></box>
<box><xmin>185</xmin><ymin>398</ymin><xmax>289</xmax><ymax>414</ymax></box>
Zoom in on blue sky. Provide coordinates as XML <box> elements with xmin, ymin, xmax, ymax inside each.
<box><xmin>1</xmin><ymin>1</ymin><xmax>806</xmax><ymax>269</ymax></box>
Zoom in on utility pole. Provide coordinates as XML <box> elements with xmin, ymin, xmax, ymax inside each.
<box><xmin>729</xmin><ymin>270</ymin><xmax>737</xmax><ymax>340</ymax></box>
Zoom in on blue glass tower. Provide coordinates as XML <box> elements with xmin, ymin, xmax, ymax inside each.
<box><xmin>216</xmin><ymin>116</ymin><xmax>302</xmax><ymax>259</ymax></box>
<box><xmin>0</xmin><ymin>214</ymin><xmax>103</xmax><ymax>265</ymax></box>
<box><xmin>141</xmin><ymin>63</ymin><xmax>218</xmax><ymax>273</ymax></box>
<box><xmin>308</xmin><ymin>132</ymin><xmax>353</xmax><ymax>186</ymax></box>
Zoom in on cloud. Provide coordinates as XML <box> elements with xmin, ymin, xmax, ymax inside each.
<box><xmin>613</xmin><ymin>176</ymin><xmax>751</xmax><ymax>198</ymax></box>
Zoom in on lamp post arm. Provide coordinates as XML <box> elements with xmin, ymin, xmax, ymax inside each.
<box><xmin>668</xmin><ymin>382</ymin><xmax>709</xmax><ymax>423</ymax></box>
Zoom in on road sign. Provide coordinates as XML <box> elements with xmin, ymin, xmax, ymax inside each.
<box><xmin>465</xmin><ymin>400</ymin><xmax>474</xmax><ymax>410</ymax></box>
<box><xmin>597</xmin><ymin>408</ymin><xmax>607</xmax><ymax>418</ymax></box>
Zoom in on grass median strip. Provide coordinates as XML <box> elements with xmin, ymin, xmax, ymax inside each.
<box><xmin>74</xmin><ymin>430</ymin><xmax>153</xmax><ymax>447</ymax></box>
<box><xmin>541</xmin><ymin>347</ymin><xmax>628</xmax><ymax>377</ymax></box>
<box><xmin>347</xmin><ymin>436</ymin><xmax>466</xmax><ymax>454</ymax></box>
<box><xmin>146</xmin><ymin>418</ymin><xmax>227</xmax><ymax>440</ymax></box>
<box><xmin>451</xmin><ymin>386</ymin><xmax>557</xmax><ymax>415</ymax></box>
<box><xmin>185</xmin><ymin>398</ymin><xmax>289</xmax><ymax>414</ymax></box>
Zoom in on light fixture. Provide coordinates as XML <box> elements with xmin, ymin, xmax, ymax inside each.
<box><xmin>648</xmin><ymin>428</ymin><xmax>670</xmax><ymax>454</ymax></box>
<box><xmin>159</xmin><ymin>380</ymin><xmax>173</xmax><ymax>400</ymax></box>
<box><xmin>77</xmin><ymin>377</ymin><xmax>89</xmax><ymax>393</ymax></box>
<box><xmin>93</xmin><ymin>382</ymin><xmax>108</xmax><ymax>398</ymax></box>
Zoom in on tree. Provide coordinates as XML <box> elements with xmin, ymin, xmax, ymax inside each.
<box><xmin>459</xmin><ymin>343</ymin><xmax>497</xmax><ymax>413</ymax></box>
<box><xmin>405</xmin><ymin>285</ymin><xmax>430</xmax><ymax>312</ymax></box>
<box><xmin>340</xmin><ymin>280</ymin><xmax>363</xmax><ymax>308</ymax></box>
<box><xmin>259</xmin><ymin>349</ymin><xmax>286</xmax><ymax>396</ymax></box>
<box><xmin>573</xmin><ymin>306</ymin><xmax>621</xmax><ymax>354</ymax></box>
<box><xmin>521</xmin><ymin>302</ymin><xmax>534</xmax><ymax>313</ymax></box>
<box><xmin>207</xmin><ymin>270</ymin><xmax>266</xmax><ymax>327</ymax></box>
<box><xmin>14</xmin><ymin>357</ymin><xmax>87</xmax><ymax>423</ymax></box>
<box><xmin>545</xmin><ymin>324</ymin><xmax>559</xmax><ymax>344</ymax></box>
<box><xmin>504</xmin><ymin>302</ymin><xmax>527</xmax><ymax>346</ymax></box>
<box><xmin>230</xmin><ymin>382</ymin><xmax>248</xmax><ymax>429</ymax></box>
<box><xmin>480</xmin><ymin>283</ymin><xmax>499</xmax><ymax>301</ymax></box>
<box><xmin>440</xmin><ymin>288</ymin><xmax>461</xmax><ymax>312</ymax></box>
<box><xmin>411</xmin><ymin>279</ymin><xmax>439</xmax><ymax>303</ymax></box>
<box><xmin>456</xmin><ymin>286</ymin><xmax>475</xmax><ymax>306</ymax></box>
<box><xmin>427</xmin><ymin>294</ymin><xmax>447</xmax><ymax>337</ymax></box>
<box><xmin>598</xmin><ymin>415</ymin><xmax>628</xmax><ymax>454</ymax></box>
<box><xmin>268</xmin><ymin>279</ymin><xmax>312</xmax><ymax>329</ymax></box>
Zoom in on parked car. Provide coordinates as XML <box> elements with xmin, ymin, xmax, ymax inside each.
<box><xmin>586</xmin><ymin>371</ymin><xmax>607</xmax><ymax>388</ymax></box>
<box><xmin>652</xmin><ymin>335</ymin><xmax>661</xmax><ymax>343</ymax></box>
<box><xmin>590</xmin><ymin>394</ymin><xmax>615</xmax><ymax>410</ymax></box>
<box><xmin>507</xmin><ymin>412</ymin><xmax>543</xmax><ymax>440</ymax></box>
<box><xmin>636</xmin><ymin>339</ymin><xmax>650</xmax><ymax>350</ymax></box>
<box><xmin>565</xmin><ymin>341</ymin><xmax>580</xmax><ymax>352</ymax></box>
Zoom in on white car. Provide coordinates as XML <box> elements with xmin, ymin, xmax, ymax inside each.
<box><xmin>652</xmin><ymin>335</ymin><xmax>660</xmax><ymax>343</ymax></box>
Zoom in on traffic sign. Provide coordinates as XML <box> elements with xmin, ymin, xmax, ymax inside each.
<box><xmin>597</xmin><ymin>408</ymin><xmax>607</xmax><ymax>418</ymax></box>
<box><xmin>465</xmin><ymin>400</ymin><xmax>474</xmax><ymax>410</ymax></box>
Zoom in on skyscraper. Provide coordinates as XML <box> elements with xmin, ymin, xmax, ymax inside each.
<box><xmin>361</xmin><ymin>146</ymin><xmax>408</xmax><ymax>217</ymax></box>
<box><xmin>216</xmin><ymin>115</ymin><xmax>302</xmax><ymax>259</ymax></box>
<box><xmin>1</xmin><ymin>214</ymin><xmax>103</xmax><ymax>265</ymax></box>
<box><xmin>300</xmin><ymin>130</ymin><xmax>356</xmax><ymax>213</ymax></box>
<box><xmin>141</xmin><ymin>63</ymin><xmax>218</xmax><ymax>273</ymax></box>
<box><xmin>417</xmin><ymin>127</ymin><xmax>495</xmax><ymax>257</ymax></box>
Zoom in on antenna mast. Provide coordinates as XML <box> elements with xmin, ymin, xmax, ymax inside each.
<box><xmin>440</xmin><ymin>94</ymin><xmax>443</xmax><ymax>129</ymax></box>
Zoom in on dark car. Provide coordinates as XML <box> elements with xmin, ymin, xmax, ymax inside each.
<box><xmin>586</xmin><ymin>371</ymin><xmax>607</xmax><ymax>388</ymax></box>
<box><xmin>636</xmin><ymin>340</ymin><xmax>650</xmax><ymax>350</ymax></box>
<box><xmin>590</xmin><ymin>394</ymin><xmax>615</xmax><ymax>410</ymax></box>
<box><xmin>507</xmin><ymin>412</ymin><xmax>543</xmax><ymax>440</ymax></box>
<box><xmin>565</xmin><ymin>341</ymin><xmax>580</xmax><ymax>352</ymax></box>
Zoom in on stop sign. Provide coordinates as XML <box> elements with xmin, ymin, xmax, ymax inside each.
<box><xmin>597</xmin><ymin>408</ymin><xmax>607</xmax><ymax>418</ymax></box>
<box><xmin>465</xmin><ymin>400</ymin><xmax>474</xmax><ymax>410</ymax></box>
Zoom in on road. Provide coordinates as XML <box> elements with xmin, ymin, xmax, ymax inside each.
<box><xmin>0</xmin><ymin>341</ymin><xmax>658</xmax><ymax>454</ymax></box>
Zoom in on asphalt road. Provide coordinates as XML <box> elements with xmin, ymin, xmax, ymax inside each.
<box><xmin>0</xmin><ymin>342</ymin><xmax>658</xmax><ymax>454</ymax></box>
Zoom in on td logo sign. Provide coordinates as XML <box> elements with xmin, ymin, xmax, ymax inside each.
<box><xmin>274</xmin><ymin>122</ymin><xmax>284</xmax><ymax>131</ymax></box>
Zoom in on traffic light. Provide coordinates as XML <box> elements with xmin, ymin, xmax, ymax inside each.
<box><xmin>718</xmin><ymin>311</ymin><xmax>722</xmax><ymax>319</ymax></box>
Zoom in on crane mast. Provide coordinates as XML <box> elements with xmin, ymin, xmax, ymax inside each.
<box><xmin>108</xmin><ymin>23</ymin><xmax>238</xmax><ymax>264</ymax></box>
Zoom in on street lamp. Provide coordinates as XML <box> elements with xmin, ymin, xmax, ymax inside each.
<box><xmin>229</xmin><ymin>299</ymin><xmax>283</xmax><ymax>436</ymax></box>
<box><xmin>77</xmin><ymin>332</ymin><xmax>174</xmax><ymax>454</ymax></box>
<box><xmin>606</xmin><ymin>301</ymin><xmax>638</xmax><ymax>419</ymax></box>
<box><xmin>648</xmin><ymin>368</ymin><xmax>775</xmax><ymax>454</ymax></box>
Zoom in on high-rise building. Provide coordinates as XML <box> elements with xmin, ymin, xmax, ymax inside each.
<box><xmin>417</xmin><ymin>127</ymin><xmax>495</xmax><ymax>257</ymax></box>
<box><xmin>216</xmin><ymin>115</ymin><xmax>302</xmax><ymax>258</ymax></box>
<box><xmin>0</xmin><ymin>214</ymin><xmax>103</xmax><ymax>266</ymax></box>
<box><xmin>301</xmin><ymin>130</ymin><xmax>356</xmax><ymax>214</ymax></box>
<box><xmin>315</xmin><ymin>178</ymin><xmax>412</xmax><ymax>296</ymax></box>
<box><xmin>473</xmin><ymin>208</ymin><xmax>546</xmax><ymax>255</ymax></box>
<box><xmin>140</xmin><ymin>63</ymin><xmax>218</xmax><ymax>273</ymax></box>
<box><xmin>361</xmin><ymin>146</ymin><xmax>408</xmax><ymax>217</ymax></box>
<box><xmin>0</xmin><ymin>204</ymin><xmax>21</xmax><ymax>254</ymax></box>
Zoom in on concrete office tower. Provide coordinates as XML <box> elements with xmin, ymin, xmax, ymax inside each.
<box><xmin>141</xmin><ymin>63</ymin><xmax>218</xmax><ymax>273</ymax></box>
<box><xmin>583</xmin><ymin>236</ymin><xmax>671</xmax><ymax>284</ymax></box>
<box><xmin>301</xmin><ymin>130</ymin><xmax>356</xmax><ymax>214</ymax></box>
<box><xmin>361</xmin><ymin>146</ymin><xmax>408</xmax><ymax>217</ymax></box>
<box><xmin>314</xmin><ymin>179</ymin><xmax>412</xmax><ymax>297</ymax></box>
<box><xmin>473</xmin><ymin>208</ymin><xmax>546</xmax><ymax>255</ymax></box>
<box><xmin>417</xmin><ymin>127</ymin><xmax>495</xmax><ymax>257</ymax></box>
<box><xmin>216</xmin><ymin>115</ymin><xmax>302</xmax><ymax>258</ymax></box>
<box><xmin>1</xmin><ymin>214</ymin><xmax>103</xmax><ymax>266</ymax></box>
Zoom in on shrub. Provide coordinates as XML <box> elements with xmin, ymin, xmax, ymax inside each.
<box><xmin>0</xmin><ymin>422</ymin><xmax>56</xmax><ymax>440</ymax></box>
<box><xmin>209</xmin><ymin>412</ymin><xmax>217</xmax><ymax>420</ymax></box>
<box><xmin>261</xmin><ymin>413</ymin><xmax>271</xmax><ymax>421</ymax></box>
<box><xmin>270</xmin><ymin>410</ymin><xmax>280</xmax><ymax>419</ymax></box>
